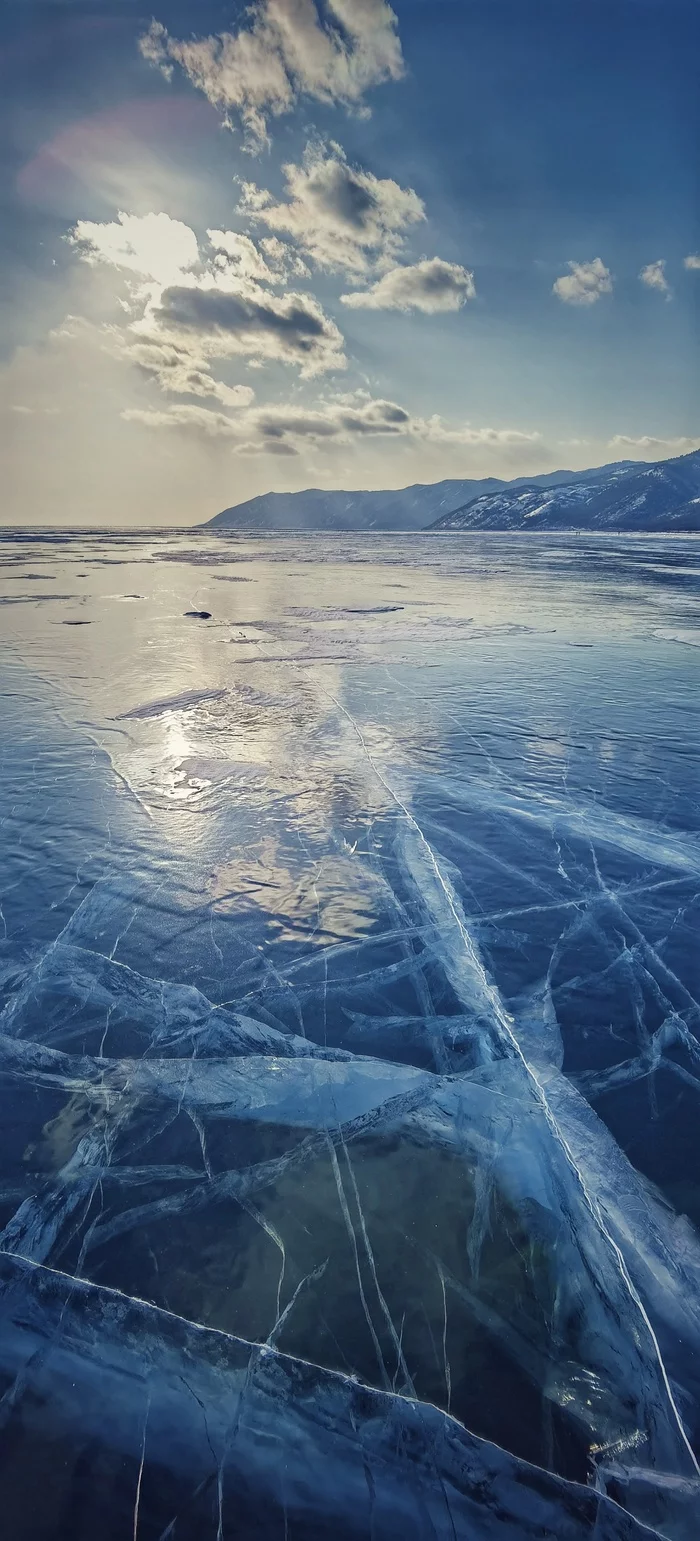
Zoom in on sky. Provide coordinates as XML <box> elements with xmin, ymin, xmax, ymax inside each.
<box><xmin>1</xmin><ymin>0</ymin><xmax>699</xmax><ymax>526</ymax></box>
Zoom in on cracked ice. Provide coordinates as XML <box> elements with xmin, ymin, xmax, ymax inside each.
<box><xmin>0</xmin><ymin>528</ymin><xmax>699</xmax><ymax>1539</ymax></box>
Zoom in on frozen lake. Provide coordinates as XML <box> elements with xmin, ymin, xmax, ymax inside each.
<box><xmin>0</xmin><ymin>529</ymin><xmax>699</xmax><ymax>1539</ymax></box>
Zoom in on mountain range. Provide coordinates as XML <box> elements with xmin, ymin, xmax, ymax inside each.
<box><xmin>430</xmin><ymin>450</ymin><xmax>700</xmax><ymax>532</ymax></box>
<box><xmin>202</xmin><ymin>449</ymin><xmax>700</xmax><ymax>534</ymax></box>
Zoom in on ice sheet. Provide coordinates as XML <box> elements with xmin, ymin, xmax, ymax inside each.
<box><xmin>1</xmin><ymin>529</ymin><xmax>699</xmax><ymax>1538</ymax></box>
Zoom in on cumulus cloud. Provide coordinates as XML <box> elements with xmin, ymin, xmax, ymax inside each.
<box><xmin>68</xmin><ymin>211</ymin><xmax>200</xmax><ymax>289</ymax></box>
<box><xmin>68</xmin><ymin>210</ymin><xmax>346</xmax><ymax>381</ymax></box>
<box><xmin>139</xmin><ymin>0</ymin><xmax>404</xmax><ymax>149</ymax></box>
<box><xmin>207</xmin><ymin>229</ymin><xmax>309</xmax><ymax>283</ymax></box>
<box><xmin>340</xmin><ymin>257</ymin><xmax>475</xmax><ymax>313</ymax></box>
<box><xmin>552</xmin><ymin>258</ymin><xmax>613</xmax><ymax>306</ymax></box>
<box><xmin>147</xmin><ymin>280</ymin><xmax>346</xmax><ymax>376</ymax></box>
<box><xmin>238</xmin><ymin>143</ymin><xmax>424</xmax><ymax>274</ymax></box>
<box><xmin>639</xmin><ymin>260</ymin><xmax>672</xmax><ymax>299</ymax></box>
<box><xmin>684</xmin><ymin>254</ymin><xmax>700</xmax><ymax>271</ymax></box>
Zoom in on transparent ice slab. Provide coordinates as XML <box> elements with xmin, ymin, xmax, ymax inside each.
<box><xmin>0</xmin><ymin>1253</ymin><xmax>677</xmax><ymax>1541</ymax></box>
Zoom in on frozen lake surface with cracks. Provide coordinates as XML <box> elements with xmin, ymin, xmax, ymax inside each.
<box><xmin>0</xmin><ymin>528</ymin><xmax>699</xmax><ymax>1540</ymax></box>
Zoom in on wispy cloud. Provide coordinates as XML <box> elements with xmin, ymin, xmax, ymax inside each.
<box><xmin>121</xmin><ymin>339</ymin><xmax>255</xmax><ymax>409</ymax></box>
<box><xmin>139</xmin><ymin>0</ymin><xmax>404</xmax><ymax>150</ymax></box>
<box><xmin>238</xmin><ymin>143</ymin><xmax>424</xmax><ymax>275</ymax></box>
<box><xmin>608</xmin><ymin>434</ymin><xmax>700</xmax><ymax>455</ymax></box>
<box><xmin>552</xmin><ymin>258</ymin><xmax>613</xmax><ymax>306</ymax></box>
<box><xmin>123</xmin><ymin>403</ymin><xmax>246</xmax><ymax>438</ymax></box>
<box><xmin>122</xmin><ymin>393</ymin><xmax>413</xmax><ymax>450</ymax></box>
<box><xmin>639</xmin><ymin>259</ymin><xmax>672</xmax><ymax>299</ymax></box>
<box><xmin>683</xmin><ymin>253</ymin><xmax>700</xmax><ymax>271</ymax></box>
<box><xmin>122</xmin><ymin>388</ymin><xmax>540</xmax><ymax>460</ymax></box>
<box><xmin>419</xmin><ymin>422</ymin><xmax>541</xmax><ymax>450</ymax></box>
<box><xmin>341</xmin><ymin>257</ymin><xmax>475</xmax><ymax>313</ymax></box>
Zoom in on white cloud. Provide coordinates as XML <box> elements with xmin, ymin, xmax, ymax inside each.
<box><xmin>639</xmin><ymin>260</ymin><xmax>672</xmax><ymax>299</ymax></box>
<box><xmin>120</xmin><ymin>338</ymin><xmax>255</xmax><ymax>408</ymax></box>
<box><xmin>608</xmin><ymin>434</ymin><xmax>700</xmax><ymax>456</ymax></box>
<box><xmin>238</xmin><ymin>143</ymin><xmax>424</xmax><ymax>274</ymax></box>
<box><xmin>145</xmin><ymin>279</ymin><xmax>346</xmax><ymax>377</ymax></box>
<box><xmin>207</xmin><ymin>229</ymin><xmax>309</xmax><ymax>283</ymax></box>
<box><xmin>552</xmin><ymin>258</ymin><xmax>613</xmax><ymax>306</ymax></box>
<box><xmin>122</xmin><ymin>388</ymin><xmax>541</xmax><ymax>461</ymax></box>
<box><xmin>139</xmin><ymin>0</ymin><xmax>404</xmax><ymax>150</ymax></box>
<box><xmin>254</xmin><ymin>411</ymin><xmax>540</xmax><ymax>454</ymax></box>
<box><xmin>0</xmin><ymin>311</ymin><xmax>555</xmax><ymax>521</ymax></box>
<box><xmin>418</xmin><ymin>420</ymin><xmax>541</xmax><ymax>450</ymax></box>
<box><xmin>249</xmin><ymin>394</ymin><xmax>412</xmax><ymax>448</ymax></box>
<box><xmin>341</xmin><ymin>257</ymin><xmax>475</xmax><ymax>313</ymax></box>
<box><xmin>68</xmin><ymin>211</ymin><xmax>346</xmax><ymax>381</ymax></box>
<box><xmin>121</xmin><ymin>392</ymin><xmax>413</xmax><ymax>449</ymax></box>
<box><xmin>684</xmin><ymin>254</ymin><xmax>700</xmax><ymax>271</ymax></box>
<box><xmin>260</xmin><ymin>236</ymin><xmax>311</xmax><ymax>278</ymax></box>
<box><xmin>123</xmin><ymin>404</ymin><xmax>242</xmax><ymax>438</ymax></box>
<box><xmin>68</xmin><ymin>211</ymin><xmax>200</xmax><ymax>289</ymax></box>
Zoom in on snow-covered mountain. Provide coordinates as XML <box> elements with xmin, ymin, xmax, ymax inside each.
<box><xmin>202</xmin><ymin>450</ymin><xmax>700</xmax><ymax>533</ymax></box>
<box><xmin>202</xmin><ymin>461</ymin><xmax>634</xmax><ymax>532</ymax></box>
<box><xmin>429</xmin><ymin>450</ymin><xmax>700</xmax><ymax>532</ymax></box>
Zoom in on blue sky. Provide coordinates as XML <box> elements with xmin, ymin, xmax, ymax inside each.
<box><xmin>1</xmin><ymin>0</ymin><xmax>699</xmax><ymax>524</ymax></box>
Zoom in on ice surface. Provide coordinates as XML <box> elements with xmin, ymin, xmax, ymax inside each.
<box><xmin>0</xmin><ymin>1253</ymin><xmax>665</xmax><ymax>1541</ymax></box>
<box><xmin>0</xmin><ymin>529</ymin><xmax>699</xmax><ymax>1538</ymax></box>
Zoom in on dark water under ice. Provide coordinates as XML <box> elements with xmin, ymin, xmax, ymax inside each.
<box><xmin>0</xmin><ymin>528</ymin><xmax>699</xmax><ymax>1539</ymax></box>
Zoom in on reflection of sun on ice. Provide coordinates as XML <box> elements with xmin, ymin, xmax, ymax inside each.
<box><xmin>129</xmin><ymin>705</ymin><xmax>266</xmax><ymax>804</ymax></box>
<box><xmin>207</xmin><ymin>839</ymin><xmax>388</xmax><ymax>944</ymax></box>
<box><xmin>170</xmin><ymin>755</ymin><xmax>260</xmax><ymax>799</ymax></box>
<box><xmin>161</xmin><ymin>712</ymin><xmax>194</xmax><ymax>795</ymax></box>
<box><xmin>158</xmin><ymin>715</ymin><xmax>253</xmax><ymax>801</ymax></box>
